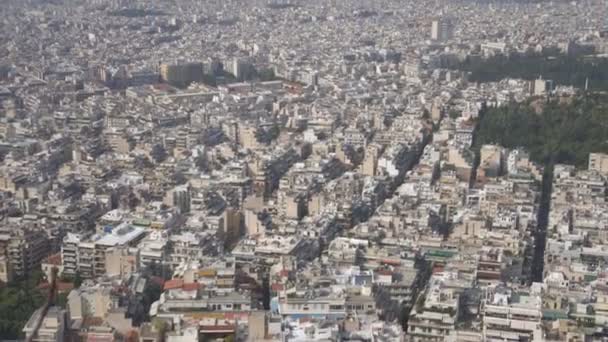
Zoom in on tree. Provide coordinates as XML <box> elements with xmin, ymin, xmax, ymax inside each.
<box><xmin>128</xmin><ymin>192</ymin><xmax>141</xmax><ymax>210</ymax></box>
<box><xmin>374</xmin><ymin>230</ymin><xmax>387</xmax><ymax>243</ymax></box>
<box><xmin>268</xmin><ymin>125</ymin><xmax>280</xmax><ymax>140</ymax></box>
<box><xmin>150</xmin><ymin>144</ymin><xmax>168</xmax><ymax>164</ymax></box>
<box><xmin>134</xmin><ymin>155</ymin><xmax>154</xmax><ymax>169</ymax></box>
<box><xmin>80</xmin><ymin>126</ymin><xmax>91</xmax><ymax>137</ymax></box>
<box><xmin>255</xmin><ymin>124</ymin><xmax>281</xmax><ymax>144</ymax></box>
<box><xmin>455</xmin><ymin>52</ymin><xmax>608</xmax><ymax>91</ymax></box>
<box><xmin>133</xmin><ymin>155</ymin><xmax>154</xmax><ymax>170</ymax></box>
<box><xmin>258</xmin><ymin>68</ymin><xmax>276</xmax><ymax>82</ymax></box>
<box><xmin>64</xmin><ymin>181</ymin><xmax>85</xmax><ymax>199</ymax></box>
<box><xmin>152</xmin><ymin>318</ymin><xmax>169</xmax><ymax>335</ymax></box>
<box><xmin>195</xmin><ymin>155</ymin><xmax>209</xmax><ymax>172</ymax></box>
<box><xmin>72</xmin><ymin>272</ymin><xmax>83</xmax><ymax>288</ymax></box>
<box><xmin>173</xmin><ymin>171</ymin><xmax>188</xmax><ymax>185</ymax></box>
<box><xmin>0</xmin><ymin>274</ymin><xmax>47</xmax><ymax>339</ymax></box>
<box><xmin>474</xmin><ymin>94</ymin><xmax>608</xmax><ymax>168</ymax></box>
<box><xmin>448</xmin><ymin>109</ymin><xmax>460</xmax><ymax>120</ymax></box>
<box><xmin>316</xmin><ymin>131</ymin><xmax>329</xmax><ymax>140</ymax></box>
<box><xmin>421</xmin><ymin>109</ymin><xmax>431</xmax><ymax>120</ymax></box>
<box><xmin>55</xmin><ymin>292</ymin><xmax>69</xmax><ymax>307</ymax></box>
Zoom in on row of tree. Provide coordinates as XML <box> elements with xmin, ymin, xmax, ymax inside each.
<box><xmin>200</xmin><ymin>67</ymin><xmax>276</xmax><ymax>87</ymax></box>
<box><xmin>474</xmin><ymin>94</ymin><xmax>608</xmax><ymax>168</ymax></box>
<box><xmin>457</xmin><ymin>52</ymin><xmax>608</xmax><ymax>91</ymax></box>
<box><xmin>0</xmin><ymin>271</ymin><xmax>46</xmax><ymax>339</ymax></box>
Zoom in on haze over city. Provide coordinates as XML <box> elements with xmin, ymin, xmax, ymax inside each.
<box><xmin>1</xmin><ymin>0</ymin><xmax>608</xmax><ymax>341</ymax></box>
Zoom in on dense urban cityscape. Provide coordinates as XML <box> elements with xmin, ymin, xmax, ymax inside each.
<box><xmin>1</xmin><ymin>0</ymin><xmax>608</xmax><ymax>341</ymax></box>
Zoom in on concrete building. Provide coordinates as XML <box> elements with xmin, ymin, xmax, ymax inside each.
<box><xmin>361</xmin><ymin>145</ymin><xmax>380</xmax><ymax>177</ymax></box>
<box><xmin>431</xmin><ymin>18</ymin><xmax>454</xmax><ymax>41</ymax></box>
<box><xmin>278</xmin><ymin>293</ymin><xmax>376</xmax><ymax>319</ymax></box>
<box><xmin>482</xmin><ymin>286</ymin><xmax>543</xmax><ymax>342</ymax></box>
<box><xmin>61</xmin><ymin>224</ymin><xmax>146</xmax><ymax>279</ymax></box>
<box><xmin>164</xmin><ymin>185</ymin><xmax>191</xmax><ymax>214</ymax></box>
<box><xmin>0</xmin><ymin>228</ymin><xmax>50</xmax><ymax>279</ymax></box>
<box><xmin>226</xmin><ymin>57</ymin><xmax>253</xmax><ymax>80</ymax></box>
<box><xmin>589</xmin><ymin>153</ymin><xmax>608</xmax><ymax>175</ymax></box>
<box><xmin>248</xmin><ymin>311</ymin><xmax>268</xmax><ymax>341</ymax></box>
<box><xmin>478</xmin><ymin>144</ymin><xmax>505</xmax><ymax>180</ymax></box>
<box><xmin>533</xmin><ymin>77</ymin><xmax>553</xmax><ymax>96</ymax></box>
<box><xmin>281</xmin><ymin>193</ymin><xmax>306</xmax><ymax>220</ymax></box>
<box><xmin>105</xmin><ymin>246</ymin><xmax>138</xmax><ymax>278</ymax></box>
<box><xmin>160</xmin><ymin>62</ymin><xmax>204</xmax><ymax>87</ymax></box>
<box><xmin>408</xmin><ymin>272</ymin><xmax>466</xmax><ymax>341</ymax></box>
<box><xmin>0</xmin><ymin>255</ymin><xmax>12</xmax><ymax>283</ymax></box>
<box><xmin>23</xmin><ymin>306</ymin><xmax>67</xmax><ymax>342</ymax></box>
<box><xmin>67</xmin><ymin>286</ymin><xmax>113</xmax><ymax>320</ymax></box>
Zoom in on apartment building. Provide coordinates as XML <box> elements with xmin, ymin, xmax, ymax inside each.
<box><xmin>482</xmin><ymin>285</ymin><xmax>543</xmax><ymax>342</ymax></box>
<box><xmin>61</xmin><ymin>223</ymin><xmax>146</xmax><ymax>278</ymax></box>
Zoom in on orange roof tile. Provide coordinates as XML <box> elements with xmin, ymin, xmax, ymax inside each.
<box><xmin>37</xmin><ymin>281</ymin><xmax>74</xmax><ymax>293</ymax></box>
<box><xmin>182</xmin><ymin>283</ymin><xmax>199</xmax><ymax>291</ymax></box>
<box><xmin>44</xmin><ymin>253</ymin><xmax>62</xmax><ymax>266</ymax></box>
<box><xmin>164</xmin><ymin>279</ymin><xmax>184</xmax><ymax>290</ymax></box>
<box><xmin>375</xmin><ymin>270</ymin><xmax>393</xmax><ymax>276</ymax></box>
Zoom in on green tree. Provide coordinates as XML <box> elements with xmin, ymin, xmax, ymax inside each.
<box><xmin>73</xmin><ymin>272</ymin><xmax>82</xmax><ymax>288</ymax></box>
<box><xmin>475</xmin><ymin>94</ymin><xmax>608</xmax><ymax>168</ymax></box>
<box><xmin>151</xmin><ymin>144</ymin><xmax>168</xmax><ymax>164</ymax></box>
<box><xmin>457</xmin><ymin>52</ymin><xmax>608</xmax><ymax>91</ymax></box>
<box><xmin>258</xmin><ymin>68</ymin><xmax>276</xmax><ymax>82</ymax></box>
<box><xmin>0</xmin><ymin>275</ymin><xmax>47</xmax><ymax>339</ymax></box>
<box><xmin>448</xmin><ymin>109</ymin><xmax>460</xmax><ymax>119</ymax></box>
<box><xmin>173</xmin><ymin>171</ymin><xmax>188</xmax><ymax>185</ymax></box>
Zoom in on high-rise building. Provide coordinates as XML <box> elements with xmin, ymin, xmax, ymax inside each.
<box><xmin>224</xmin><ymin>209</ymin><xmax>244</xmax><ymax>248</ymax></box>
<box><xmin>164</xmin><ymin>185</ymin><xmax>191</xmax><ymax>213</ymax></box>
<box><xmin>0</xmin><ymin>228</ymin><xmax>50</xmax><ymax>279</ymax></box>
<box><xmin>160</xmin><ymin>62</ymin><xmax>204</xmax><ymax>87</ymax></box>
<box><xmin>61</xmin><ymin>224</ymin><xmax>146</xmax><ymax>279</ymax></box>
<box><xmin>361</xmin><ymin>145</ymin><xmax>380</xmax><ymax>176</ymax></box>
<box><xmin>226</xmin><ymin>57</ymin><xmax>254</xmax><ymax>80</ymax></box>
<box><xmin>431</xmin><ymin>18</ymin><xmax>454</xmax><ymax>42</ymax></box>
